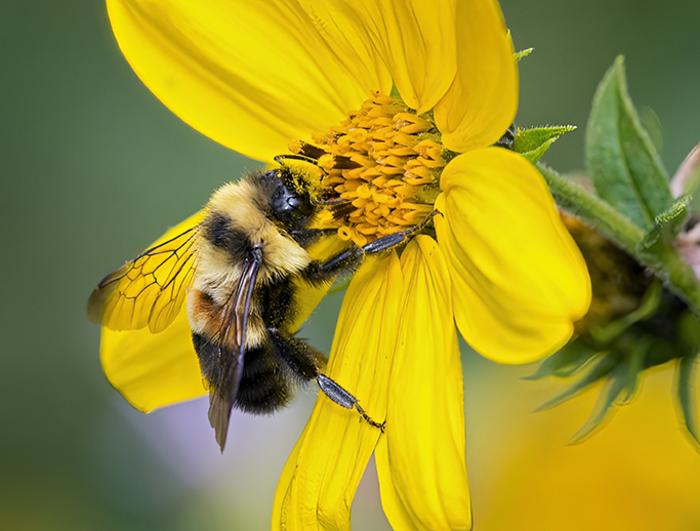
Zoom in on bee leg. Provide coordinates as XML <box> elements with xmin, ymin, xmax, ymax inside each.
<box><xmin>266</xmin><ymin>330</ymin><xmax>384</xmax><ymax>430</ymax></box>
<box><xmin>300</xmin><ymin>247</ymin><xmax>365</xmax><ymax>285</ymax></box>
<box><xmin>302</xmin><ymin>231</ymin><xmax>412</xmax><ymax>281</ymax></box>
<box><xmin>268</xmin><ymin>328</ymin><xmax>325</xmax><ymax>381</ymax></box>
<box><xmin>360</xmin><ymin>210</ymin><xmax>441</xmax><ymax>255</ymax></box>
<box><xmin>289</xmin><ymin>227</ymin><xmax>337</xmax><ymax>247</ymax></box>
<box><xmin>302</xmin><ymin>237</ymin><xmax>409</xmax><ymax>285</ymax></box>
<box><xmin>302</xmin><ymin>211</ymin><xmax>441</xmax><ymax>284</ymax></box>
<box><xmin>316</xmin><ymin>374</ymin><xmax>385</xmax><ymax>432</ymax></box>
<box><xmin>495</xmin><ymin>122</ymin><xmax>516</xmax><ymax>150</ymax></box>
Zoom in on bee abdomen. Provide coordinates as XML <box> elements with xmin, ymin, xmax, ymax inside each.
<box><xmin>192</xmin><ymin>332</ymin><xmax>220</xmax><ymax>386</ymax></box>
<box><xmin>235</xmin><ymin>343</ymin><xmax>290</xmax><ymax>414</ymax></box>
<box><xmin>192</xmin><ymin>331</ymin><xmax>290</xmax><ymax>415</ymax></box>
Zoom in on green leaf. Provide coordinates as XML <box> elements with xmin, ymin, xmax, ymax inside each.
<box><xmin>677</xmin><ymin>352</ymin><xmax>700</xmax><ymax>448</ymax></box>
<box><xmin>513</xmin><ymin>125</ymin><xmax>576</xmax><ymax>162</ymax></box>
<box><xmin>638</xmin><ymin>195</ymin><xmax>692</xmax><ymax>251</ymax></box>
<box><xmin>585</xmin><ymin>56</ymin><xmax>672</xmax><ymax>229</ymax></box>
<box><xmin>639</xmin><ymin>106</ymin><xmax>664</xmax><ymax>154</ymax></box>
<box><xmin>514</xmin><ymin>47</ymin><xmax>534</xmax><ymax>61</ymax></box>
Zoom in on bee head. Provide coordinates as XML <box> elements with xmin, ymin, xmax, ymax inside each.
<box><xmin>260</xmin><ymin>167</ymin><xmax>316</xmax><ymax>229</ymax></box>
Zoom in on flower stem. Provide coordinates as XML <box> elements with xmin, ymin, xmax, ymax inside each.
<box><xmin>538</xmin><ymin>162</ymin><xmax>700</xmax><ymax>317</ymax></box>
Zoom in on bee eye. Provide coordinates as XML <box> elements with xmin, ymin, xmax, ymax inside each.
<box><xmin>271</xmin><ymin>183</ymin><xmax>312</xmax><ymax>226</ymax></box>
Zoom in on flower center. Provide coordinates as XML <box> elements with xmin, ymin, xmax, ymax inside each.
<box><xmin>289</xmin><ymin>92</ymin><xmax>445</xmax><ymax>246</ymax></box>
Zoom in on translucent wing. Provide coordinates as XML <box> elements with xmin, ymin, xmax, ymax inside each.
<box><xmin>204</xmin><ymin>247</ymin><xmax>262</xmax><ymax>451</ymax></box>
<box><xmin>88</xmin><ymin>213</ymin><xmax>203</xmax><ymax>333</ymax></box>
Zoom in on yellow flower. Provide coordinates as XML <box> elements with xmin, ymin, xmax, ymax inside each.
<box><xmin>101</xmin><ymin>0</ymin><xmax>591</xmax><ymax>529</ymax></box>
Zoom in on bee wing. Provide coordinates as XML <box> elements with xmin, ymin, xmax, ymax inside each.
<box><xmin>207</xmin><ymin>248</ymin><xmax>263</xmax><ymax>451</ymax></box>
<box><xmin>87</xmin><ymin>220</ymin><xmax>200</xmax><ymax>333</ymax></box>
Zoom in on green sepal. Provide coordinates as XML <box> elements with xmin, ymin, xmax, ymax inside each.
<box><xmin>514</xmin><ymin>47</ymin><xmax>534</xmax><ymax>61</ymax></box>
<box><xmin>534</xmin><ymin>355</ymin><xmax>617</xmax><ymax>412</ymax></box>
<box><xmin>585</xmin><ymin>56</ymin><xmax>672</xmax><ymax>229</ymax></box>
<box><xmin>588</xmin><ymin>281</ymin><xmax>663</xmax><ymax>344</ymax></box>
<box><xmin>677</xmin><ymin>351</ymin><xmax>700</xmax><ymax>448</ymax></box>
<box><xmin>524</xmin><ymin>339</ymin><xmax>598</xmax><ymax>380</ymax></box>
<box><xmin>679</xmin><ymin>310</ymin><xmax>700</xmax><ymax>350</ymax></box>
<box><xmin>560</xmin><ymin>340</ymin><xmax>651</xmax><ymax>444</ymax></box>
<box><xmin>619</xmin><ymin>337</ymin><xmax>650</xmax><ymax>404</ymax></box>
<box><xmin>638</xmin><ymin>195</ymin><xmax>692</xmax><ymax>252</ymax></box>
<box><xmin>569</xmin><ymin>364</ymin><xmax>629</xmax><ymax>443</ymax></box>
<box><xmin>513</xmin><ymin>125</ymin><xmax>576</xmax><ymax>162</ymax></box>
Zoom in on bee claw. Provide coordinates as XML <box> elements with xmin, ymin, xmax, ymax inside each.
<box><xmin>355</xmin><ymin>403</ymin><xmax>386</xmax><ymax>432</ymax></box>
<box><xmin>317</xmin><ymin>374</ymin><xmax>385</xmax><ymax>431</ymax></box>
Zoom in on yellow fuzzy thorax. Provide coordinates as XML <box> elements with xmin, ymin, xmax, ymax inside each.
<box><xmin>290</xmin><ymin>92</ymin><xmax>445</xmax><ymax>247</ymax></box>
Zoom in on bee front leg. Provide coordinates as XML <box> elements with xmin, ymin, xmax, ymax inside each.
<box><xmin>301</xmin><ymin>229</ymin><xmax>417</xmax><ymax>284</ymax></box>
<box><xmin>289</xmin><ymin>228</ymin><xmax>337</xmax><ymax>247</ymax></box>
<box><xmin>316</xmin><ymin>374</ymin><xmax>385</xmax><ymax>432</ymax></box>
<box><xmin>300</xmin><ymin>246</ymin><xmax>364</xmax><ymax>285</ymax></box>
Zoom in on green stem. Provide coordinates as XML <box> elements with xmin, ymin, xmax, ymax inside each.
<box><xmin>538</xmin><ymin>162</ymin><xmax>700</xmax><ymax>317</ymax></box>
<box><xmin>538</xmin><ymin>163</ymin><xmax>644</xmax><ymax>252</ymax></box>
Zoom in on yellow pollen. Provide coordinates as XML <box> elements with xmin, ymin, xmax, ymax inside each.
<box><xmin>289</xmin><ymin>92</ymin><xmax>445</xmax><ymax>247</ymax></box>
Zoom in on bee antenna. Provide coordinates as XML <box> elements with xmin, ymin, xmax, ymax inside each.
<box><xmin>274</xmin><ymin>154</ymin><xmax>329</xmax><ymax>177</ymax></box>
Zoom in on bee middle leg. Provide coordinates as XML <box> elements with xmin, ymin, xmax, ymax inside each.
<box><xmin>268</xmin><ymin>329</ymin><xmax>385</xmax><ymax>431</ymax></box>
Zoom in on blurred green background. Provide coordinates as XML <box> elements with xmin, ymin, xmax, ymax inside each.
<box><xmin>2</xmin><ymin>1</ymin><xmax>699</xmax><ymax>530</ymax></box>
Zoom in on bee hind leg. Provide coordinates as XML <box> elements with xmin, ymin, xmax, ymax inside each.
<box><xmin>268</xmin><ymin>330</ymin><xmax>385</xmax><ymax>431</ymax></box>
<box><xmin>316</xmin><ymin>374</ymin><xmax>385</xmax><ymax>432</ymax></box>
<box><xmin>268</xmin><ymin>328</ymin><xmax>325</xmax><ymax>381</ymax></box>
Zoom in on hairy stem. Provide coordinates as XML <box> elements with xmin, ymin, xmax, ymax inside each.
<box><xmin>539</xmin><ymin>162</ymin><xmax>700</xmax><ymax>317</ymax></box>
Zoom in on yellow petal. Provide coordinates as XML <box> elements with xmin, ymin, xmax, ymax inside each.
<box><xmin>106</xmin><ymin>0</ymin><xmax>391</xmax><ymax>162</ymax></box>
<box><xmin>376</xmin><ymin>236</ymin><xmax>471</xmax><ymax>531</ymax></box>
<box><xmin>350</xmin><ymin>0</ymin><xmax>456</xmax><ymax>112</ymax></box>
<box><xmin>434</xmin><ymin>0</ymin><xmax>517</xmax><ymax>152</ymax></box>
<box><xmin>101</xmin><ymin>301</ymin><xmax>204</xmax><ymax>412</ymax></box>
<box><xmin>435</xmin><ymin>148</ymin><xmax>591</xmax><ymax>364</ymax></box>
<box><xmin>272</xmin><ymin>253</ymin><xmax>404</xmax><ymax>530</ymax></box>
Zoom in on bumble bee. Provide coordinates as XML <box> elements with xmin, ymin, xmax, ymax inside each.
<box><xmin>88</xmin><ymin>157</ymin><xmax>418</xmax><ymax>450</ymax></box>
